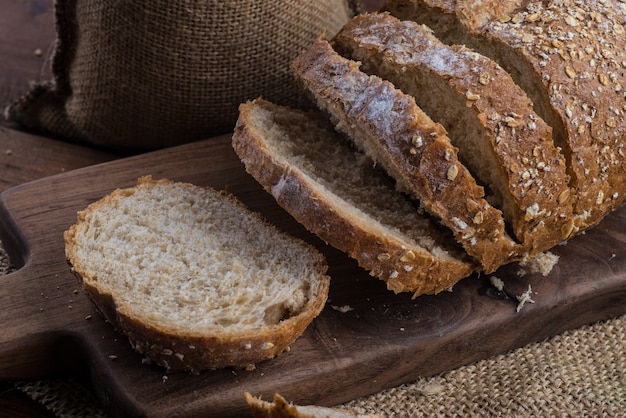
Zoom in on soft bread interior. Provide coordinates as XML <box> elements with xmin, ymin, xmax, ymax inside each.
<box><xmin>244</xmin><ymin>100</ymin><xmax>467</xmax><ymax>264</ymax></box>
<box><xmin>67</xmin><ymin>178</ymin><xmax>326</xmax><ymax>333</ymax></box>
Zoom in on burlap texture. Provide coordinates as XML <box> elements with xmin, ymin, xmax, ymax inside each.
<box><xmin>13</xmin><ymin>315</ymin><xmax>626</xmax><ymax>417</ymax></box>
<box><xmin>4</xmin><ymin>1</ymin><xmax>360</xmax><ymax>149</ymax></box>
<box><xmin>344</xmin><ymin>315</ymin><xmax>626</xmax><ymax>417</ymax></box>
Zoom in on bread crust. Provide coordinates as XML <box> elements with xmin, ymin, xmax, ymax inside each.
<box><xmin>65</xmin><ymin>177</ymin><xmax>330</xmax><ymax>372</ymax></box>
<box><xmin>292</xmin><ymin>40</ymin><xmax>521</xmax><ymax>272</ymax></box>
<box><xmin>384</xmin><ymin>0</ymin><xmax>626</xmax><ymax>235</ymax></box>
<box><xmin>332</xmin><ymin>12</ymin><xmax>574</xmax><ymax>254</ymax></box>
<box><xmin>478</xmin><ymin>0</ymin><xmax>626</xmax><ymax>233</ymax></box>
<box><xmin>233</xmin><ymin>99</ymin><xmax>476</xmax><ymax>296</ymax></box>
<box><xmin>245</xmin><ymin>392</ymin><xmax>384</xmax><ymax>418</ymax></box>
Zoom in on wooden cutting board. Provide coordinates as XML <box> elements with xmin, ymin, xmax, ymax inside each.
<box><xmin>1</xmin><ymin>134</ymin><xmax>625</xmax><ymax>417</ymax></box>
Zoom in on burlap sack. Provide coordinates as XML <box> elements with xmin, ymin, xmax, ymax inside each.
<box><xmin>5</xmin><ymin>0</ymin><xmax>361</xmax><ymax>149</ymax></box>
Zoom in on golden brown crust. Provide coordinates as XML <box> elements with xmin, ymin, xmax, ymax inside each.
<box><xmin>332</xmin><ymin>12</ymin><xmax>574</xmax><ymax>254</ymax></box>
<box><xmin>245</xmin><ymin>392</ymin><xmax>384</xmax><ymax>418</ymax></box>
<box><xmin>291</xmin><ymin>40</ymin><xmax>520</xmax><ymax>272</ymax></box>
<box><xmin>233</xmin><ymin>99</ymin><xmax>476</xmax><ymax>296</ymax></box>
<box><xmin>75</xmin><ymin>279</ymin><xmax>319</xmax><ymax>371</ymax></box>
<box><xmin>64</xmin><ymin>177</ymin><xmax>330</xmax><ymax>372</ymax></box>
<box><xmin>478</xmin><ymin>0</ymin><xmax>626</xmax><ymax>233</ymax></box>
<box><xmin>246</xmin><ymin>393</ymin><xmax>302</xmax><ymax>418</ymax></box>
<box><xmin>384</xmin><ymin>0</ymin><xmax>626</xmax><ymax>235</ymax></box>
<box><xmin>116</xmin><ymin>297</ymin><xmax>325</xmax><ymax>372</ymax></box>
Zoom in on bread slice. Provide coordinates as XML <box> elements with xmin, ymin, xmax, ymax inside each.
<box><xmin>64</xmin><ymin>176</ymin><xmax>330</xmax><ymax>372</ymax></box>
<box><xmin>245</xmin><ymin>392</ymin><xmax>383</xmax><ymax>418</ymax></box>
<box><xmin>332</xmin><ymin>12</ymin><xmax>574</xmax><ymax>255</ymax></box>
<box><xmin>232</xmin><ymin>98</ymin><xmax>475</xmax><ymax>297</ymax></box>
<box><xmin>291</xmin><ymin>39</ymin><xmax>521</xmax><ymax>273</ymax></box>
<box><xmin>384</xmin><ymin>0</ymin><xmax>626</xmax><ymax>235</ymax></box>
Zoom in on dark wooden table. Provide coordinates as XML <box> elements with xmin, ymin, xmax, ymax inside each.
<box><xmin>0</xmin><ymin>1</ymin><xmax>117</xmax><ymax>416</ymax></box>
<box><xmin>0</xmin><ymin>1</ymin><xmax>386</xmax><ymax>416</ymax></box>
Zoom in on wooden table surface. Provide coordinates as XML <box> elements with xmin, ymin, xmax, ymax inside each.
<box><xmin>0</xmin><ymin>1</ymin><xmax>386</xmax><ymax>416</ymax></box>
<box><xmin>0</xmin><ymin>1</ymin><xmax>118</xmax><ymax>416</ymax></box>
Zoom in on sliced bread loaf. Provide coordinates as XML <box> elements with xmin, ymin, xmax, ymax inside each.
<box><xmin>232</xmin><ymin>98</ymin><xmax>476</xmax><ymax>297</ymax></box>
<box><xmin>291</xmin><ymin>40</ymin><xmax>521</xmax><ymax>273</ymax></box>
<box><xmin>384</xmin><ymin>0</ymin><xmax>626</xmax><ymax>235</ymax></box>
<box><xmin>64</xmin><ymin>176</ymin><xmax>330</xmax><ymax>372</ymax></box>
<box><xmin>332</xmin><ymin>12</ymin><xmax>574</xmax><ymax>255</ymax></box>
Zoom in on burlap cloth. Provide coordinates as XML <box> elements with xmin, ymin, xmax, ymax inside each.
<box><xmin>5</xmin><ymin>0</ymin><xmax>361</xmax><ymax>150</ymax></box>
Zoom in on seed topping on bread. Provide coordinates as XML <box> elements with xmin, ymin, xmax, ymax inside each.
<box><xmin>384</xmin><ymin>0</ymin><xmax>626</xmax><ymax>236</ymax></box>
<box><xmin>332</xmin><ymin>12</ymin><xmax>573</xmax><ymax>255</ymax></box>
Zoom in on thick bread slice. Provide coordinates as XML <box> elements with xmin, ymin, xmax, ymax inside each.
<box><xmin>245</xmin><ymin>392</ymin><xmax>383</xmax><ymax>418</ymax></box>
<box><xmin>332</xmin><ymin>12</ymin><xmax>574</xmax><ymax>255</ymax></box>
<box><xmin>384</xmin><ymin>0</ymin><xmax>626</xmax><ymax>235</ymax></box>
<box><xmin>291</xmin><ymin>40</ymin><xmax>520</xmax><ymax>273</ymax></box>
<box><xmin>64</xmin><ymin>176</ymin><xmax>330</xmax><ymax>372</ymax></box>
<box><xmin>232</xmin><ymin>98</ymin><xmax>476</xmax><ymax>296</ymax></box>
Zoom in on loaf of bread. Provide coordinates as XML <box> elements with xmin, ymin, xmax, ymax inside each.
<box><xmin>230</xmin><ymin>2</ymin><xmax>626</xmax><ymax>294</ymax></box>
<box><xmin>245</xmin><ymin>392</ymin><xmax>383</xmax><ymax>418</ymax></box>
<box><xmin>383</xmin><ymin>0</ymin><xmax>626</xmax><ymax>235</ymax></box>
<box><xmin>332</xmin><ymin>12</ymin><xmax>574</xmax><ymax>255</ymax></box>
<box><xmin>233</xmin><ymin>98</ymin><xmax>475</xmax><ymax>296</ymax></box>
<box><xmin>291</xmin><ymin>39</ymin><xmax>519</xmax><ymax>272</ymax></box>
<box><xmin>64</xmin><ymin>176</ymin><xmax>330</xmax><ymax>372</ymax></box>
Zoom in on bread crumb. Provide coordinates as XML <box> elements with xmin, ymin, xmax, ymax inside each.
<box><xmin>516</xmin><ymin>285</ymin><xmax>535</xmax><ymax>312</ymax></box>
<box><xmin>261</xmin><ymin>342</ymin><xmax>275</xmax><ymax>350</ymax></box>
<box><xmin>518</xmin><ymin>251</ymin><xmax>559</xmax><ymax>276</ymax></box>
<box><xmin>490</xmin><ymin>276</ymin><xmax>504</xmax><ymax>291</ymax></box>
<box><xmin>331</xmin><ymin>304</ymin><xmax>354</xmax><ymax>313</ymax></box>
<box><xmin>420</xmin><ymin>382</ymin><xmax>445</xmax><ymax>396</ymax></box>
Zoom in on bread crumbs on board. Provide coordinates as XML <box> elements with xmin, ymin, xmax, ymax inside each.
<box><xmin>488</xmin><ymin>276</ymin><xmax>536</xmax><ymax>312</ymax></box>
<box><xmin>331</xmin><ymin>305</ymin><xmax>354</xmax><ymax>313</ymax></box>
<box><xmin>490</xmin><ymin>276</ymin><xmax>505</xmax><ymax>291</ymax></box>
<box><xmin>518</xmin><ymin>251</ymin><xmax>559</xmax><ymax>276</ymax></box>
<box><xmin>516</xmin><ymin>285</ymin><xmax>536</xmax><ymax>313</ymax></box>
